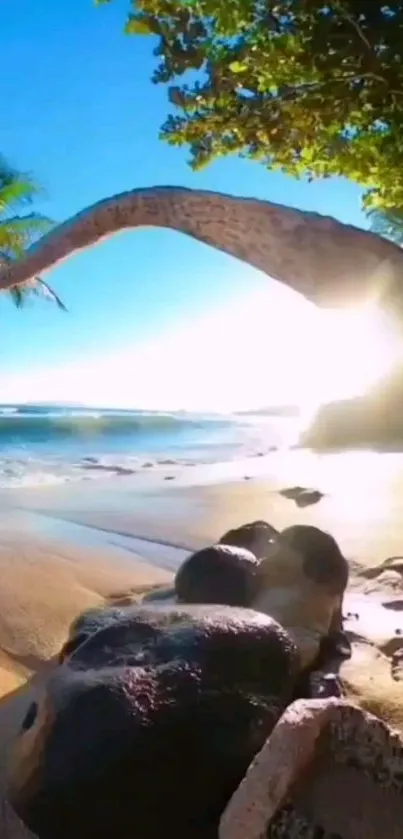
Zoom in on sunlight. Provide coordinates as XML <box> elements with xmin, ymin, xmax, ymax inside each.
<box><xmin>301</xmin><ymin>302</ymin><xmax>402</xmax><ymax>410</ymax></box>
<box><xmin>1</xmin><ymin>285</ymin><xmax>401</xmax><ymax>411</ymax></box>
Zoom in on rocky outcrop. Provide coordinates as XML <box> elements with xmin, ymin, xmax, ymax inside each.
<box><xmin>146</xmin><ymin>523</ymin><xmax>350</xmax><ymax>674</ymax></box>
<box><xmin>8</xmin><ymin>604</ymin><xmax>299</xmax><ymax>839</ymax></box>
<box><xmin>301</xmin><ymin>360</ymin><xmax>403</xmax><ymax>449</ymax></box>
<box><xmin>220</xmin><ymin>697</ymin><xmax>403</xmax><ymax>839</ymax></box>
<box><xmin>253</xmin><ymin>525</ymin><xmax>349</xmax><ymax>670</ymax></box>
<box><xmin>6</xmin><ymin>533</ymin><xmax>403</xmax><ymax>839</ymax></box>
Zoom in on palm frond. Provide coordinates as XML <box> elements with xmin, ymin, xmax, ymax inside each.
<box><xmin>0</xmin><ymin>250</ymin><xmax>67</xmax><ymax>311</ymax></box>
<box><xmin>0</xmin><ymin>213</ymin><xmax>54</xmax><ymax>251</ymax></box>
<box><xmin>0</xmin><ymin>157</ymin><xmax>43</xmax><ymax>213</ymax></box>
<box><xmin>0</xmin><ymin>155</ymin><xmax>65</xmax><ymax>312</ymax></box>
<box><xmin>6</xmin><ymin>278</ymin><xmax>68</xmax><ymax>312</ymax></box>
<box><xmin>4</xmin><ymin>212</ymin><xmax>54</xmax><ymax>232</ymax></box>
<box><xmin>8</xmin><ymin>285</ymin><xmax>25</xmax><ymax>309</ymax></box>
<box><xmin>0</xmin><ymin>179</ymin><xmax>42</xmax><ymax>214</ymax></box>
<box><xmin>29</xmin><ymin>277</ymin><xmax>68</xmax><ymax>311</ymax></box>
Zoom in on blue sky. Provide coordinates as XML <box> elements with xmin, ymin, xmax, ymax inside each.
<box><xmin>0</xmin><ymin>0</ymin><xmax>393</xmax><ymax>410</ymax></box>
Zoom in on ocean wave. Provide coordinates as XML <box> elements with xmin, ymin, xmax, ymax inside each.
<box><xmin>0</xmin><ymin>404</ymin><xmax>296</xmax><ymax>488</ymax></box>
<box><xmin>0</xmin><ymin>410</ymin><xmax>230</xmax><ymax>443</ymax></box>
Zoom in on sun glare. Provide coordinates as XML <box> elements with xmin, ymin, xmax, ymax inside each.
<box><xmin>304</xmin><ymin>303</ymin><xmax>402</xmax><ymax>410</ymax></box>
<box><xmin>1</xmin><ymin>285</ymin><xmax>401</xmax><ymax>412</ymax></box>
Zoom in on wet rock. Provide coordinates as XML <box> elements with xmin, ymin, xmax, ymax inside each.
<box><xmin>9</xmin><ymin>604</ymin><xmax>299</xmax><ymax>839</ymax></box>
<box><xmin>392</xmin><ymin>647</ymin><xmax>403</xmax><ymax>681</ymax></box>
<box><xmin>219</xmin><ymin>520</ymin><xmax>279</xmax><ymax>562</ymax></box>
<box><xmin>279</xmin><ymin>486</ymin><xmax>324</xmax><ymax>507</ymax></box>
<box><xmin>279</xmin><ymin>486</ymin><xmax>306</xmax><ymax>499</ymax></box>
<box><xmin>220</xmin><ymin>698</ymin><xmax>403</xmax><ymax>839</ymax></box>
<box><xmin>150</xmin><ymin>524</ymin><xmax>350</xmax><ymax>684</ymax></box>
<box><xmin>253</xmin><ymin>525</ymin><xmax>349</xmax><ymax>669</ymax></box>
<box><xmin>295</xmin><ymin>489</ymin><xmax>324</xmax><ymax>507</ymax></box>
<box><xmin>383</xmin><ymin>599</ymin><xmax>403</xmax><ymax>611</ymax></box>
<box><xmin>142</xmin><ymin>585</ymin><xmax>176</xmax><ymax>604</ymax></box>
<box><xmin>175</xmin><ymin>544</ymin><xmax>260</xmax><ymax>607</ymax></box>
<box><xmin>340</xmin><ymin>640</ymin><xmax>403</xmax><ymax>731</ymax></box>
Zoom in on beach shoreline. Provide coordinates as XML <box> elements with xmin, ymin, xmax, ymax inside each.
<box><xmin>1</xmin><ymin>463</ymin><xmax>403</xmax><ymax>639</ymax></box>
<box><xmin>0</xmin><ymin>462</ymin><xmax>401</xmax><ymax>807</ymax></box>
<box><xmin>0</xmin><ymin>463</ymin><xmax>401</xmax><ymax>839</ymax></box>
<box><xmin>9</xmin><ymin>446</ymin><xmax>403</xmax><ymax>561</ymax></box>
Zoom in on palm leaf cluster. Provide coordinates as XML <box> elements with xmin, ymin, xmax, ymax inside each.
<box><xmin>0</xmin><ymin>157</ymin><xmax>66</xmax><ymax>310</ymax></box>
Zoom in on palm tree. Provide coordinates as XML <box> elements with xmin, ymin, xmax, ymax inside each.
<box><xmin>0</xmin><ymin>184</ymin><xmax>402</xmax><ymax>316</ymax></box>
<box><xmin>0</xmin><ymin>156</ymin><xmax>66</xmax><ymax>310</ymax></box>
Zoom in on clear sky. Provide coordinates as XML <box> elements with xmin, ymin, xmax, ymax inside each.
<box><xmin>0</xmin><ymin>0</ymin><xmax>399</xmax><ymax>410</ymax></box>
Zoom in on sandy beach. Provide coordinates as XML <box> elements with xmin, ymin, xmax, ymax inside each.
<box><xmin>0</xmin><ymin>455</ymin><xmax>402</xmax><ymax>836</ymax></box>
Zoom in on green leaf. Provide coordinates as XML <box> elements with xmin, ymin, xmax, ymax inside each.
<box><xmin>125</xmin><ymin>15</ymin><xmax>153</xmax><ymax>35</ymax></box>
<box><xmin>0</xmin><ymin>155</ymin><xmax>66</xmax><ymax>312</ymax></box>
<box><xmin>229</xmin><ymin>61</ymin><xmax>247</xmax><ymax>73</ymax></box>
<box><xmin>100</xmin><ymin>1</ymin><xmax>403</xmax><ymax>215</ymax></box>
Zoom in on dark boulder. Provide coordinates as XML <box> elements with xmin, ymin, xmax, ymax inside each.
<box><xmin>9</xmin><ymin>603</ymin><xmax>299</xmax><ymax>839</ymax></box>
<box><xmin>219</xmin><ymin>520</ymin><xmax>278</xmax><ymax>561</ymax></box>
<box><xmin>175</xmin><ymin>543</ymin><xmax>260</xmax><ymax>607</ymax></box>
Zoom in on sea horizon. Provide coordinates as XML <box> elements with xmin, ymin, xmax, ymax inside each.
<box><xmin>0</xmin><ymin>401</ymin><xmax>306</xmax><ymax>489</ymax></box>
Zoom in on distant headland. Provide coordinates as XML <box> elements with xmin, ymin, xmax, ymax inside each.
<box><xmin>301</xmin><ymin>359</ymin><xmax>403</xmax><ymax>449</ymax></box>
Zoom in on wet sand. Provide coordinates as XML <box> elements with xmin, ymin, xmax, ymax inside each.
<box><xmin>2</xmin><ymin>468</ymin><xmax>403</xmax><ymax>674</ymax></box>
<box><xmin>0</xmin><ymin>467</ymin><xmax>402</xmax><ymax>836</ymax></box>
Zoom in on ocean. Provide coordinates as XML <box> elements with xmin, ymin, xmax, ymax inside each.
<box><xmin>0</xmin><ymin>404</ymin><xmax>305</xmax><ymax>488</ymax></box>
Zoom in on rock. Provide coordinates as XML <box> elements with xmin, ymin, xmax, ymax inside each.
<box><xmin>8</xmin><ymin>604</ymin><xmax>299</xmax><ymax>839</ymax></box>
<box><xmin>175</xmin><ymin>544</ymin><xmax>260</xmax><ymax>607</ymax></box>
<box><xmin>219</xmin><ymin>520</ymin><xmax>279</xmax><ymax>561</ymax></box>
<box><xmin>392</xmin><ymin>648</ymin><xmax>403</xmax><ymax>682</ymax></box>
<box><xmin>366</xmin><ymin>571</ymin><xmax>403</xmax><ymax>595</ymax></box>
<box><xmin>253</xmin><ymin>525</ymin><xmax>349</xmax><ymax>669</ymax></box>
<box><xmin>361</xmin><ymin>557</ymin><xmax>403</xmax><ymax>596</ymax></box>
<box><xmin>380</xmin><ymin>636</ymin><xmax>403</xmax><ymax>657</ymax></box>
<box><xmin>80</xmin><ymin>463</ymin><xmax>135</xmax><ymax>476</ymax></box>
<box><xmin>143</xmin><ymin>531</ymin><xmax>275</xmax><ymax>609</ymax></box>
<box><xmin>340</xmin><ymin>640</ymin><xmax>403</xmax><ymax>731</ymax></box>
<box><xmin>361</xmin><ymin>556</ymin><xmax>403</xmax><ymax>579</ymax></box>
<box><xmin>300</xmin><ymin>359</ymin><xmax>403</xmax><ymax>449</ymax></box>
<box><xmin>142</xmin><ymin>585</ymin><xmax>176</xmax><ymax>604</ymax></box>
<box><xmin>279</xmin><ymin>486</ymin><xmax>325</xmax><ymax>507</ymax></box>
<box><xmin>148</xmin><ymin>525</ymin><xmax>350</xmax><ymax>687</ymax></box>
<box><xmin>383</xmin><ymin>599</ymin><xmax>403</xmax><ymax>611</ymax></box>
<box><xmin>220</xmin><ymin>698</ymin><xmax>403</xmax><ymax>839</ymax></box>
<box><xmin>294</xmin><ymin>489</ymin><xmax>324</xmax><ymax>507</ymax></box>
<box><xmin>279</xmin><ymin>486</ymin><xmax>307</xmax><ymax>499</ymax></box>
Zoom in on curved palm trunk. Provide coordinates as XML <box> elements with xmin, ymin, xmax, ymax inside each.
<box><xmin>0</xmin><ymin>185</ymin><xmax>402</xmax><ymax>311</ymax></box>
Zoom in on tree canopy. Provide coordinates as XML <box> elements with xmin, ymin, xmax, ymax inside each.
<box><xmin>98</xmin><ymin>1</ymin><xmax>403</xmax><ymax>215</ymax></box>
<box><xmin>0</xmin><ymin>157</ymin><xmax>66</xmax><ymax>310</ymax></box>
